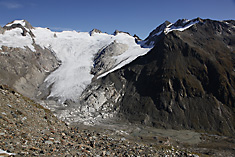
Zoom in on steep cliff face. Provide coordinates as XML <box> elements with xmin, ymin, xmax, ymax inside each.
<box><xmin>82</xmin><ymin>19</ymin><xmax>235</xmax><ymax>135</ymax></box>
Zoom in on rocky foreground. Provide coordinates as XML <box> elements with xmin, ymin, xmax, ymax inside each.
<box><xmin>0</xmin><ymin>85</ymin><xmax>235</xmax><ymax>156</ymax></box>
<box><xmin>0</xmin><ymin>85</ymin><xmax>195</xmax><ymax>156</ymax></box>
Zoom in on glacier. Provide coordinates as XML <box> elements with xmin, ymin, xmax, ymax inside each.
<box><xmin>32</xmin><ymin>27</ymin><xmax>151</xmax><ymax>103</ymax></box>
<box><xmin>0</xmin><ymin>19</ymin><xmax>200</xmax><ymax>104</ymax></box>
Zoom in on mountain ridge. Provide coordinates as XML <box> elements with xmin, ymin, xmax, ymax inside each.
<box><xmin>112</xmin><ymin>19</ymin><xmax>235</xmax><ymax>135</ymax></box>
<box><xmin>78</xmin><ymin>18</ymin><xmax>235</xmax><ymax>135</ymax></box>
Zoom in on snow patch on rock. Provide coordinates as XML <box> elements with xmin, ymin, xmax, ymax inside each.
<box><xmin>141</xmin><ymin>18</ymin><xmax>201</xmax><ymax>48</ymax></box>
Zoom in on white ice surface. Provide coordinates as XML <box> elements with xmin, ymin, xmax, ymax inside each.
<box><xmin>32</xmin><ymin>28</ymin><xmax>150</xmax><ymax>103</ymax></box>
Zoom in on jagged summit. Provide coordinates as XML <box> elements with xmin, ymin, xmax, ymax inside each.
<box><xmin>3</xmin><ymin>19</ymin><xmax>35</xmax><ymax>38</ymax></box>
<box><xmin>113</xmin><ymin>30</ymin><xmax>131</xmax><ymax>36</ymax></box>
<box><xmin>4</xmin><ymin>19</ymin><xmax>33</xmax><ymax>30</ymax></box>
<box><xmin>146</xmin><ymin>20</ymin><xmax>171</xmax><ymax>38</ymax></box>
<box><xmin>141</xmin><ymin>17</ymin><xmax>203</xmax><ymax>47</ymax></box>
<box><xmin>90</xmin><ymin>28</ymin><xmax>102</xmax><ymax>36</ymax></box>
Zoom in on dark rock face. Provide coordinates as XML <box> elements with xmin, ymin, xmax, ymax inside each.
<box><xmin>97</xmin><ymin>19</ymin><xmax>235</xmax><ymax>136</ymax></box>
<box><xmin>133</xmin><ymin>34</ymin><xmax>142</xmax><ymax>43</ymax></box>
<box><xmin>143</xmin><ymin>20</ymin><xmax>171</xmax><ymax>45</ymax></box>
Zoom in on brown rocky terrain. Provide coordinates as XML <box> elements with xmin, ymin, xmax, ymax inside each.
<box><xmin>0</xmin><ymin>85</ymin><xmax>203</xmax><ymax>156</ymax></box>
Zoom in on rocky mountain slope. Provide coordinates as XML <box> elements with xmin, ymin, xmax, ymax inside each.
<box><xmin>85</xmin><ymin>18</ymin><xmax>235</xmax><ymax>136</ymax></box>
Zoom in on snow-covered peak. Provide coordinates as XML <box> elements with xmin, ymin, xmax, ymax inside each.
<box><xmin>173</xmin><ymin>19</ymin><xmax>190</xmax><ymax>27</ymax></box>
<box><xmin>90</xmin><ymin>28</ymin><xmax>102</xmax><ymax>36</ymax></box>
<box><xmin>142</xmin><ymin>18</ymin><xmax>203</xmax><ymax>48</ymax></box>
<box><xmin>113</xmin><ymin>30</ymin><xmax>131</xmax><ymax>36</ymax></box>
<box><xmin>164</xmin><ymin>18</ymin><xmax>200</xmax><ymax>34</ymax></box>
<box><xmin>3</xmin><ymin>19</ymin><xmax>35</xmax><ymax>40</ymax></box>
<box><xmin>5</xmin><ymin>20</ymin><xmax>33</xmax><ymax>30</ymax></box>
<box><xmin>0</xmin><ymin>20</ymin><xmax>35</xmax><ymax>51</ymax></box>
<box><xmin>6</xmin><ymin>20</ymin><xmax>26</xmax><ymax>26</ymax></box>
<box><xmin>148</xmin><ymin>21</ymin><xmax>171</xmax><ymax>38</ymax></box>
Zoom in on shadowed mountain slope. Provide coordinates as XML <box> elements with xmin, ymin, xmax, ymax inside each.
<box><xmin>93</xmin><ymin>19</ymin><xmax>235</xmax><ymax>136</ymax></box>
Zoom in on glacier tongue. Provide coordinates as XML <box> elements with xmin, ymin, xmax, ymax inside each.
<box><xmin>32</xmin><ymin>28</ymin><xmax>150</xmax><ymax>103</ymax></box>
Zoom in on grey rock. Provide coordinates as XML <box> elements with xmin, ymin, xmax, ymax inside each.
<box><xmin>0</xmin><ymin>25</ymin><xmax>4</xmax><ymax>34</ymax></box>
<box><xmin>91</xmin><ymin>40</ymin><xmax>128</xmax><ymax>76</ymax></box>
<box><xmin>0</xmin><ymin>44</ymin><xmax>59</xmax><ymax>99</ymax></box>
<box><xmin>113</xmin><ymin>30</ymin><xmax>131</xmax><ymax>36</ymax></box>
<box><xmin>90</xmin><ymin>29</ymin><xmax>102</xmax><ymax>36</ymax></box>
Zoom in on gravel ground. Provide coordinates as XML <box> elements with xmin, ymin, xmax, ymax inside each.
<box><xmin>0</xmin><ymin>85</ymin><xmax>199</xmax><ymax>156</ymax></box>
<box><xmin>0</xmin><ymin>85</ymin><xmax>234</xmax><ymax>156</ymax></box>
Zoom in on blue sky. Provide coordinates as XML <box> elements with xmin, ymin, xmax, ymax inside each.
<box><xmin>0</xmin><ymin>0</ymin><xmax>235</xmax><ymax>38</ymax></box>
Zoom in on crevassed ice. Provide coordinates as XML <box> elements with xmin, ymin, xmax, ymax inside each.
<box><xmin>32</xmin><ymin>28</ymin><xmax>151</xmax><ymax>103</ymax></box>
